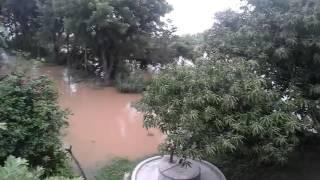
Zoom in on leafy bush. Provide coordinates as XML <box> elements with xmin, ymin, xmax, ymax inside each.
<box><xmin>0</xmin><ymin>74</ymin><xmax>70</xmax><ymax>175</ymax></box>
<box><xmin>137</xmin><ymin>58</ymin><xmax>302</xmax><ymax>165</ymax></box>
<box><xmin>95</xmin><ymin>159</ymin><xmax>135</xmax><ymax>180</ymax></box>
<box><xmin>0</xmin><ymin>156</ymin><xmax>81</xmax><ymax>180</ymax></box>
<box><xmin>115</xmin><ymin>61</ymin><xmax>148</xmax><ymax>93</ymax></box>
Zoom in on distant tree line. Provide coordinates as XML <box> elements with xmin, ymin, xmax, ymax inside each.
<box><xmin>0</xmin><ymin>0</ymin><xmax>202</xmax><ymax>84</ymax></box>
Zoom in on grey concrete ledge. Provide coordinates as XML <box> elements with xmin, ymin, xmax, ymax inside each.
<box><xmin>131</xmin><ymin>156</ymin><xmax>226</xmax><ymax>180</ymax></box>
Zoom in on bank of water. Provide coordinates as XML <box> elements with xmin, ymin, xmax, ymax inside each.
<box><xmin>39</xmin><ymin>65</ymin><xmax>163</xmax><ymax>179</ymax></box>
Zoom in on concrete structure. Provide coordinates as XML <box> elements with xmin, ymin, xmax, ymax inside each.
<box><xmin>158</xmin><ymin>156</ymin><xmax>201</xmax><ymax>180</ymax></box>
<box><xmin>131</xmin><ymin>156</ymin><xmax>226</xmax><ymax>180</ymax></box>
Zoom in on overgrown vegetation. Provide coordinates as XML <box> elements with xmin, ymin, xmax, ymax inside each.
<box><xmin>0</xmin><ymin>156</ymin><xmax>81</xmax><ymax>180</ymax></box>
<box><xmin>0</xmin><ymin>0</ymin><xmax>204</xmax><ymax>86</ymax></box>
<box><xmin>137</xmin><ymin>58</ymin><xmax>302</xmax><ymax>165</ymax></box>
<box><xmin>215</xmin><ymin>144</ymin><xmax>320</xmax><ymax>180</ymax></box>
<box><xmin>137</xmin><ymin>0</ymin><xmax>320</xmax><ymax>179</ymax></box>
<box><xmin>95</xmin><ymin>159</ymin><xmax>135</xmax><ymax>180</ymax></box>
<box><xmin>0</xmin><ymin>74</ymin><xmax>71</xmax><ymax>176</ymax></box>
<box><xmin>115</xmin><ymin>61</ymin><xmax>148</xmax><ymax>93</ymax></box>
<box><xmin>1</xmin><ymin>0</ymin><xmax>178</xmax><ymax>84</ymax></box>
<box><xmin>1</xmin><ymin>0</ymin><xmax>320</xmax><ymax>179</ymax></box>
<box><xmin>205</xmin><ymin>0</ymin><xmax>320</xmax><ymax>131</ymax></box>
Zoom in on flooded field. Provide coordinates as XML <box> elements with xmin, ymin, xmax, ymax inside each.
<box><xmin>39</xmin><ymin>66</ymin><xmax>163</xmax><ymax>178</ymax></box>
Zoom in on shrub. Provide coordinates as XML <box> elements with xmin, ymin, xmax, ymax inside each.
<box><xmin>0</xmin><ymin>74</ymin><xmax>70</xmax><ymax>175</ymax></box>
<box><xmin>95</xmin><ymin>159</ymin><xmax>135</xmax><ymax>180</ymax></box>
<box><xmin>115</xmin><ymin>60</ymin><xmax>148</xmax><ymax>93</ymax></box>
<box><xmin>0</xmin><ymin>156</ymin><xmax>81</xmax><ymax>180</ymax></box>
<box><xmin>137</xmin><ymin>58</ymin><xmax>302</xmax><ymax>165</ymax></box>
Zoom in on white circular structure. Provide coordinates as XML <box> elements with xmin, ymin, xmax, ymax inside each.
<box><xmin>131</xmin><ymin>156</ymin><xmax>226</xmax><ymax>180</ymax></box>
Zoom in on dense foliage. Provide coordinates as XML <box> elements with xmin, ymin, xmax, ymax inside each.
<box><xmin>0</xmin><ymin>156</ymin><xmax>81</xmax><ymax>180</ymax></box>
<box><xmin>205</xmin><ymin>0</ymin><xmax>320</xmax><ymax>130</ymax></box>
<box><xmin>0</xmin><ymin>0</ymin><xmax>180</xmax><ymax>83</ymax></box>
<box><xmin>0</xmin><ymin>74</ymin><xmax>70</xmax><ymax>175</ymax></box>
<box><xmin>0</xmin><ymin>0</ymin><xmax>205</xmax><ymax>85</ymax></box>
<box><xmin>2</xmin><ymin>0</ymin><xmax>39</xmax><ymax>51</ymax></box>
<box><xmin>137</xmin><ymin>57</ymin><xmax>302</xmax><ymax>164</ymax></box>
<box><xmin>115</xmin><ymin>61</ymin><xmax>147</xmax><ymax>93</ymax></box>
<box><xmin>2</xmin><ymin>0</ymin><xmax>320</xmax><ymax>178</ymax></box>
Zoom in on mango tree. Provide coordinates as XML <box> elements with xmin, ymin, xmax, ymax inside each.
<box><xmin>137</xmin><ymin>57</ymin><xmax>302</xmax><ymax>165</ymax></box>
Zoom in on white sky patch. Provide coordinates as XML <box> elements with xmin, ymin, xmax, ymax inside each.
<box><xmin>166</xmin><ymin>0</ymin><xmax>241</xmax><ymax>35</ymax></box>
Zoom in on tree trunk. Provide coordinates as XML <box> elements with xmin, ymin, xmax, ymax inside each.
<box><xmin>54</xmin><ymin>45</ymin><xmax>60</xmax><ymax>63</ymax></box>
<box><xmin>53</xmin><ymin>34</ymin><xmax>60</xmax><ymax>64</ymax></box>
<box><xmin>36</xmin><ymin>43</ymin><xmax>40</xmax><ymax>59</ymax></box>
<box><xmin>170</xmin><ymin>149</ymin><xmax>175</xmax><ymax>163</ymax></box>
<box><xmin>84</xmin><ymin>45</ymin><xmax>88</xmax><ymax>72</ymax></box>
<box><xmin>66</xmin><ymin>34</ymin><xmax>71</xmax><ymax>67</ymax></box>
<box><xmin>101</xmin><ymin>51</ymin><xmax>114</xmax><ymax>86</ymax></box>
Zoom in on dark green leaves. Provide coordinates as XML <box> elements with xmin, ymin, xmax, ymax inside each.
<box><xmin>0</xmin><ymin>74</ymin><xmax>69</xmax><ymax>175</ymax></box>
<box><xmin>0</xmin><ymin>156</ymin><xmax>81</xmax><ymax>180</ymax></box>
<box><xmin>205</xmin><ymin>0</ymin><xmax>320</xmax><ymax>131</ymax></box>
<box><xmin>137</xmin><ymin>59</ymin><xmax>302</xmax><ymax>164</ymax></box>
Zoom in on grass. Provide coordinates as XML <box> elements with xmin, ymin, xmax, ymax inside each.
<box><xmin>95</xmin><ymin>159</ymin><xmax>136</xmax><ymax>180</ymax></box>
<box><xmin>95</xmin><ymin>154</ymin><xmax>159</xmax><ymax>180</ymax></box>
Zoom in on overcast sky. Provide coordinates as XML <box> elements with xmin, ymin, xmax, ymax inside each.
<box><xmin>165</xmin><ymin>0</ymin><xmax>241</xmax><ymax>35</ymax></box>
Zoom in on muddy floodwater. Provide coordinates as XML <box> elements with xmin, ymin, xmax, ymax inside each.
<box><xmin>39</xmin><ymin>65</ymin><xmax>163</xmax><ymax>178</ymax></box>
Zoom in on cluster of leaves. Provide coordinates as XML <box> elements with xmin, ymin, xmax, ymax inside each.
<box><xmin>0</xmin><ymin>156</ymin><xmax>81</xmax><ymax>180</ymax></box>
<box><xmin>1</xmin><ymin>0</ymin><xmax>39</xmax><ymax>51</ymax></box>
<box><xmin>143</xmin><ymin>32</ymin><xmax>205</xmax><ymax>65</ymax></box>
<box><xmin>0</xmin><ymin>74</ymin><xmax>70</xmax><ymax>175</ymax></box>
<box><xmin>205</xmin><ymin>0</ymin><xmax>320</xmax><ymax>130</ymax></box>
<box><xmin>172</xmin><ymin>34</ymin><xmax>205</xmax><ymax>61</ymax></box>
<box><xmin>115</xmin><ymin>61</ymin><xmax>147</xmax><ymax>93</ymax></box>
<box><xmin>137</xmin><ymin>57</ymin><xmax>302</xmax><ymax>164</ymax></box>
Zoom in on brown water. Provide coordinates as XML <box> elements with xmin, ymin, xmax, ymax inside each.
<box><xmin>39</xmin><ymin>66</ymin><xmax>162</xmax><ymax>177</ymax></box>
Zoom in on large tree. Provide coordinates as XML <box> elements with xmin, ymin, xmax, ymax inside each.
<box><xmin>36</xmin><ymin>0</ymin><xmax>65</xmax><ymax>61</ymax></box>
<box><xmin>137</xmin><ymin>57</ymin><xmax>301</xmax><ymax>165</ymax></box>
<box><xmin>54</xmin><ymin>0</ymin><xmax>172</xmax><ymax>84</ymax></box>
<box><xmin>2</xmin><ymin>0</ymin><xmax>39</xmax><ymax>52</ymax></box>
<box><xmin>205</xmin><ymin>0</ymin><xmax>320</xmax><ymax>130</ymax></box>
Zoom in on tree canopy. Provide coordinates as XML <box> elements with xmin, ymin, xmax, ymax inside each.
<box><xmin>38</xmin><ymin>0</ymin><xmax>173</xmax><ymax>83</ymax></box>
<box><xmin>137</xmin><ymin>57</ymin><xmax>302</xmax><ymax>164</ymax></box>
<box><xmin>1</xmin><ymin>0</ymin><xmax>176</xmax><ymax>83</ymax></box>
<box><xmin>2</xmin><ymin>0</ymin><xmax>39</xmax><ymax>51</ymax></box>
<box><xmin>205</xmin><ymin>0</ymin><xmax>320</xmax><ymax>129</ymax></box>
